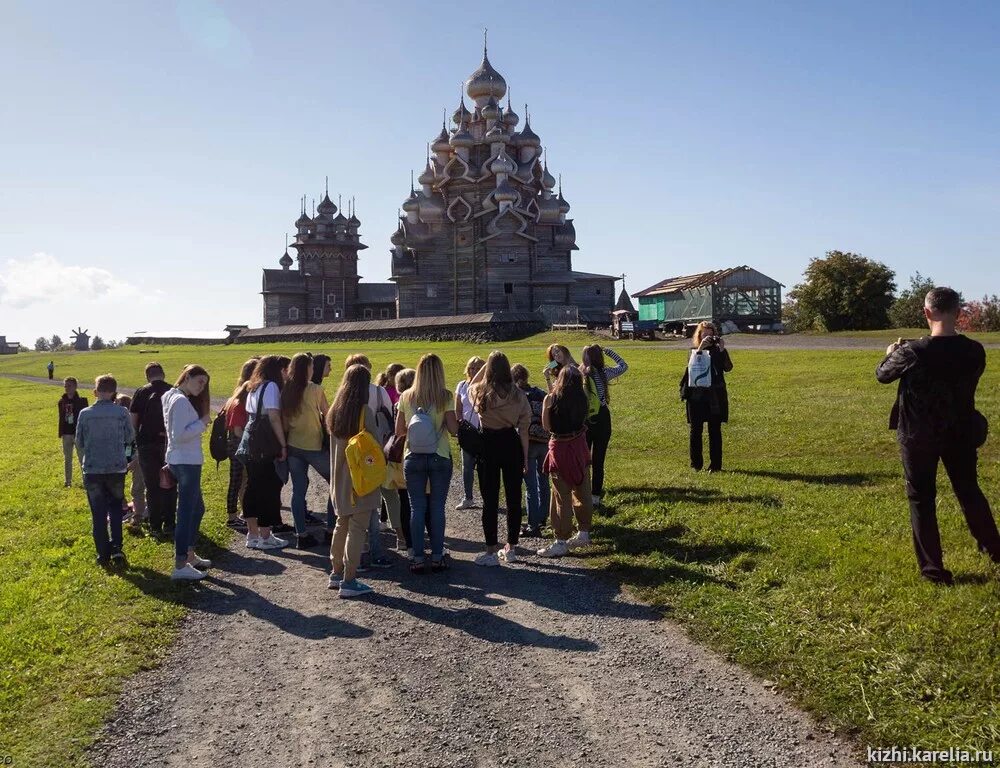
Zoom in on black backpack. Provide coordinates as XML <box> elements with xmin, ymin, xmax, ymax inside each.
<box><xmin>209</xmin><ymin>409</ymin><xmax>229</xmax><ymax>465</ymax></box>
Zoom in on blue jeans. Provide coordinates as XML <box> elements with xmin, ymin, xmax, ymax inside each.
<box><xmin>404</xmin><ymin>453</ymin><xmax>453</xmax><ymax>560</ymax></box>
<box><xmin>525</xmin><ymin>442</ymin><xmax>550</xmax><ymax>528</ymax></box>
<box><xmin>170</xmin><ymin>464</ymin><xmax>205</xmax><ymax>564</ymax></box>
<box><xmin>83</xmin><ymin>473</ymin><xmax>125</xmax><ymax>560</ymax></box>
<box><xmin>462</xmin><ymin>449</ymin><xmax>477</xmax><ymax>500</ymax></box>
<box><xmin>287</xmin><ymin>445</ymin><xmax>331</xmax><ymax>534</ymax></box>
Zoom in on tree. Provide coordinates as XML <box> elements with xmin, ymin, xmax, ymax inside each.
<box><xmin>789</xmin><ymin>251</ymin><xmax>896</xmax><ymax>331</ymax></box>
<box><xmin>889</xmin><ymin>272</ymin><xmax>940</xmax><ymax>329</ymax></box>
<box><xmin>958</xmin><ymin>295</ymin><xmax>1000</xmax><ymax>332</ymax></box>
<box><xmin>50</xmin><ymin>334</ymin><xmax>63</xmax><ymax>350</ymax></box>
<box><xmin>34</xmin><ymin>336</ymin><xmax>50</xmax><ymax>352</ymax></box>
<box><xmin>90</xmin><ymin>335</ymin><xmax>105</xmax><ymax>350</ymax></box>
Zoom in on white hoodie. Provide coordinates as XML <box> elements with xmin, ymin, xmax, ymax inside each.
<box><xmin>162</xmin><ymin>387</ymin><xmax>207</xmax><ymax>465</ymax></box>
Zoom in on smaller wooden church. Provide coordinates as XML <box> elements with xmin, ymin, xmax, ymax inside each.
<box><xmin>633</xmin><ymin>266</ymin><xmax>783</xmax><ymax>334</ymax></box>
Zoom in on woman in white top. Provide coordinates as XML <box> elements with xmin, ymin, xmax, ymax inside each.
<box><xmin>162</xmin><ymin>365</ymin><xmax>212</xmax><ymax>581</ymax></box>
<box><xmin>239</xmin><ymin>356</ymin><xmax>290</xmax><ymax>552</ymax></box>
<box><xmin>454</xmin><ymin>355</ymin><xmax>485</xmax><ymax>510</ymax></box>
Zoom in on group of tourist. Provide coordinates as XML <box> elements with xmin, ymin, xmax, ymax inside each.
<box><xmin>65</xmin><ymin>287</ymin><xmax>999</xmax><ymax>591</ymax></box>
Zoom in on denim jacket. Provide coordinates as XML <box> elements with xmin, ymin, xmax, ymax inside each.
<box><xmin>75</xmin><ymin>400</ymin><xmax>135</xmax><ymax>475</ymax></box>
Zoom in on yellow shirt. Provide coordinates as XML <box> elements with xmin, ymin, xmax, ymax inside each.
<box><xmin>286</xmin><ymin>383</ymin><xmax>325</xmax><ymax>451</ymax></box>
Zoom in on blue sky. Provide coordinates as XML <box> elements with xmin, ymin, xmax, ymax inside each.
<box><xmin>2</xmin><ymin>1</ymin><xmax>998</xmax><ymax>342</ymax></box>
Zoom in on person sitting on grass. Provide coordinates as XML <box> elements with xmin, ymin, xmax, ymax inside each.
<box><xmin>163</xmin><ymin>365</ymin><xmax>213</xmax><ymax>581</ymax></box>
<box><xmin>58</xmin><ymin>376</ymin><xmax>88</xmax><ymax>487</ymax></box>
<box><xmin>75</xmin><ymin>375</ymin><xmax>134</xmax><ymax>568</ymax></box>
<box><xmin>876</xmin><ymin>286</ymin><xmax>1000</xmax><ymax>586</ymax></box>
<box><xmin>537</xmin><ymin>366</ymin><xmax>594</xmax><ymax>558</ymax></box>
<box><xmin>327</xmin><ymin>364</ymin><xmax>383</xmax><ymax>598</ymax></box>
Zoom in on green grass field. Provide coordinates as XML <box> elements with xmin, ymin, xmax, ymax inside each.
<box><xmin>2</xmin><ymin>333</ymin><xmax>999</xmax><ymax>763</ymax></box>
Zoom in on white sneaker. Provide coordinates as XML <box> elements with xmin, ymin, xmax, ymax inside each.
<box><xmin>246</xmin><ymin>535</ymin><xmax>262</xmax><ymax>549</ymax></box>
<box><xmin>498</xmin><ymin>547</ymin><xmax>519</xmax><ymax>564</ymax></box>
<box><xmin>257</xmin><ymin>534</ymin><xmax>288</xmax><ymax>550</ymax></box>
<box><xmin>592</xmin><ymin>495</ymin><xmax>602</xmax><ymax>508</ymax></box>
<box><xmin>474</xmin><ymin>552</ymin><xmax>500</xmax><ymax>567</ymax></box>
<box><xmin>189</xmin><ymin>553</ymin><xmax>212</xmax><ymax>569</ymax></box>
<box><xmin>566</xmin><ymin>532</ymin><xmax>591</xmax><ymax>550</ymax></box>
<box><xmin>537</xmin><ymin>541</ymin><xmax>569</xmax><ymax>558</ymax></box>
<box><xmin>456</xmin><ymin>498</ymin><xmax>476</xmax><ymax>510</ymax></box>
<box><xmin>171</xmin><ymin>563</ymin><xmax>207</xmax><ymax>581</ymax></box>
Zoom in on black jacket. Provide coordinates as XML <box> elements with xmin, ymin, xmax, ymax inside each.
<box><xmin>58</xmin><ymin>393</ymin><xmax>88</xmax><ymax>437</ymax></box>
<box><xmin>876</xmin><ymin>334</ymin><xmax>987</xmax><ymax>446</ymax></box>
<box><xmin>680</xmin><ymin>346</ymin><xmax>733</xmax><ymax>423</ymax></box>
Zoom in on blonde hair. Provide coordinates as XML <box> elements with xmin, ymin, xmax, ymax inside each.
<box><xmin>692</xmin><ymin>321</ymin><xmax>718</xmax><ymax>347</ymax></box>
<box><xmin>395</xmin><ymin>368</ymin><xmax>416</xmax><ymax>394</ymax></box>
<box><xmin>345</xmin><ymin>353</ymin><xmax>371</xmax><ymax>370</ymax></box>
<box><xmin>401</xmin><ymin>353</ymin><xmax>451</xmax><ymax>412</ymax></box>
<box><xmin>464</xmin><ymin>356</ymin><xmax>486</xmax><ymax>380</ymax></box>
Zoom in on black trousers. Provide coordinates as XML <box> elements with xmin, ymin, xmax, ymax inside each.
<box><xmin>690</xmin><ymin>420</ymin><xmax>723</xmax><ymax>471</ymax></box>
<box><xmin>900</xmin><ymin>439</ymin><xmax>1000</xmax><ymax>579</ymax></box>
<box><xmin>137</xmin><ymin>442</ymin><xmax>176</xmax><ymax>532</ymax></box>
<box><xmin>243</xmin><ymin>459</ymin><xmax>283</xmax><ymax>528</ymax></box>
<box><xmin>477</xmin><ymin>427</ymin><xmax>524</xmax><ymax>547</ymax></box>
<box><xmin>586</xmin><ymin>405</ymin><xmax>612</xmax><ymax>496</ymax></box>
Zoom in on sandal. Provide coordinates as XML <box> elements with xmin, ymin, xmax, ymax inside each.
<box><xmin>409</xmin><ymin>559</ymin><xmax>428</xmax><ymax>575</ymax></box>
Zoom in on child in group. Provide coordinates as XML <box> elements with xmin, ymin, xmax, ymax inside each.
<box><xmin>327</xmin><ymin>364</ymin><xmax>383</xmax><ymax>598</ymax></box>
<box><xmin>454</xmin><ymin>356</ymin><xmax>485</xmax><ymax>510</ymax></box>
<box><xmin>58</xmin><ymin>377</ymin><xmax>88</xmax><ymax>487</ymax></box>
<box><xmin>116</xmin><ymin>394</ymin><xmax>146</xmax><ymax>532</ymax></box>
<box><xmin>542</xmin><ymin>344</ymin><xmax>577</xmax><ymax>393</ymax></box>
<box><xmin>512</xmin><ymin>364</ymin><xmax>550</xmax><ymax>538</ymax></box>
<box><xmin>580</xmin><ymin>344</ymin><xmax>629</xmax><ymax>508</ymax></box>
<box><xmin>75</xmin><ymin>375</ymin><xmax>134</xmax><ymax>567</ymax></box>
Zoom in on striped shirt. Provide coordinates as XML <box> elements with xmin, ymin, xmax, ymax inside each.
<box><xmin>588</xmin><ymin>348</ymin><xmax>628</xmax><ymax>407</ymax></box>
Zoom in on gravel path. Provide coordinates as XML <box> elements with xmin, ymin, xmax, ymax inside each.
<box><xmin>83</xmin><ymin>465</ymin><xmax>863</xmax><ymax>768</ymax></box>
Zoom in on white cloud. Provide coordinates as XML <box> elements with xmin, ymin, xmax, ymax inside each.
<box><xmin>0</xmin><ymin>252</ymin><xmax>149</xmax><ymax>309</ymax></box>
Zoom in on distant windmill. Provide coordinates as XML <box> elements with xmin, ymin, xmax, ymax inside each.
<box><xmin>71</xmin><ymin>327</ymin><xmax>90</xmax><ymax>352</ymax></box>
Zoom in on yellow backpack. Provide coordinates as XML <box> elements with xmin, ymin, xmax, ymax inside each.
<box><xmin>345</xmin><ymin>409</ymin><xmax>387</xmax><ymax>500</ymax></box>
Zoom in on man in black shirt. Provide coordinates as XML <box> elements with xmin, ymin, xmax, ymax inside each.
<box><xmin>58</xmin><ymin>377</ymin><xmax>88</xmax><ymax>487</ymax></box>
<box><xmin>877</xmin><ymin>287</ymin><xmax>1000</xmax><ymax>585</ymax></box>
<box><xmin>129</xmin><ymin>362</ymin><xmax>177</xmax><ymax>536</ymax></box>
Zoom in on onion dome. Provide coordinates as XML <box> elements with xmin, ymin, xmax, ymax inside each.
<box><xmin>490</xmin><ymin>148</ymin><xmax>516</xmax><ymax>176</ymax></box>
<box><xmin>333</xmin><ymin>211</ymin><xmax>348</xmax><ymax>228</ymax></box>
<box><xmin>484</xmin><ymin>121</ymin><xmax>508</xmax><ymax>144</ymax></box>
<box><xmin>554</xmin><ymin>220</ymin><xmax>576</xmax><ymax>246</ymax></box>
<box><xmin>452</xmin><ymin>97</ymin><xmax>472</xmax><ymax>125</ymax></box>
<box><xmin>279</xmin><ymin>250</ymin><xmax>293</xmax><ymax>269</ymax></box>
<box><xmin>316</xmin><ymin>193</ymin><xmax>337</xmax><ymax>216</ymax></box>
<box><xmin>466</xmin><ymin>51</ymin><xmax>507</xmax><ymax>105</ymax></box>
<box><xmin>495</xmin><ymin>177</ymin><xmax>517</xmax><ymax>204</ymax></box>
<box><xmin>558</xmin><ymin>191</ymin><xmax>570</xmax><ymax>215</ymax></box>
<box><xmin>418</xmin><ymin>160</ymin><xmax>436</xmax><ymax>186</ymax></box>
<box><xmin>481</xmin><ymin>95</ymin><xmax>500</xmax><ymax>122</ymax></box>
<box><xmin>503</xmin><ymin>103</ymin><xmax>519</xmax><ymax>128</ymax></box>
<box><xmin>390</xmin><ymin>222</ymin><xmax>405</xmax><ymax>245</ymax></box>
<box><xmin>402</xmin><ymin>188</ymin><xmax>420</xmax><ymax>213</ymax></box>
<box><xmin>542</xmin><ymin>163</ymin><xmax>556</xmax><ymax>190</ymax></box>
<box><xmin>431</xmin><ymin>126</ymin><xmax>451</xmax><ymax>153</ymax></box>
<box><xmin>450</xmin><ymin>125</ymin><xmax>474</xmax><ymax>148</ymax></box>
<box><xmin>295</xmin><ymin>211</ymin><xmax>312</xmax><ymax>227</ymax></box>
<box><xmin>516</xmin><ymin>120</ymin><xmax>541</xmax><ymax>148</ymax></box>
<box><xmin>347</xmin><ymin>212</ymin><xmax>360</xmax><ymax>228</ymax></box>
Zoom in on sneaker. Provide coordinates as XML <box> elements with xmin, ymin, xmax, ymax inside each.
<box><xmin>498</xmin><ymin>547</ymin><xmax>518</xmax><ymax>564</ymax></box>
<box><xmin>171</xmin><ymin>563</ymin><xmax>207</xmax><ymax>581</ymax></box>
<box><xmin>189</xmin><ymin>553</ymin><xmax>212</xmax><ymax>569</ymax></box>
<box><xmin>520</xmin><ymin>523</ymin><xmax>543</xmax><ymax>538</ymax></box>
<box><xmin>339</xmin><ymin>579</ymin><xmax>374</xmax><ymax>598</ymax></box>
<box><xmin>537</xmin><ymin>541</ymin><xmax>569</xmax><ymax>558</ymax></box>
<box><xmin>227</xmin><ymin>518</ymin><xmax>247</xmax><ymax>529</ymax></box>
<box><xmin>456</xmin><ymin>498</ymin><xmax>476</xmax><ymax>510</ymax></box>
<box><xmin>327</xmin><ymin>571</ymin><xmax>344</xmax><ymax>589</ymax></box>
<box><xmin>566</xmin><ymin>532</ymin><xmax>591</xmax><ymax>550</ymax></box>
<box><xmin>245</xmin><ymin>535</ymin><xmax>262</xmax><ymax>549</ymax></box>
<box><xmin>110</xmin><ymin>551</ymin><xmax>127</xmax><ymax>567</ymax></box>
<box><xmin>370</xmin><ymin>556</ymin><xmax>394</xmax><ymax>569</ymax></box>
<box><xmin>273</xmin><ymin>523</ymin><xmax>295</xmax><ymax>534</ymax></box>
<box><xmin>474</xmin><ymin>552</ymin><xmax>500</xmax><ymax>567</ymax></box>
<box><xmin>296</xmin><ymin>532</ymin><xmax>320</xmax><ymax>549</ymax></box>
<box><xmin>304</xmin><ymin>511</ymin><xmax>324</xmax><ymax>525</ymax></box>
<box><xmin>257</xmin><ymin>534</ymin><xmax>288</xmax><ymax>550</ymax></box>
<box><xmin>356</xmin><ymin>560</ymin><xmax>371</xmax><ymax>574</ymax></box>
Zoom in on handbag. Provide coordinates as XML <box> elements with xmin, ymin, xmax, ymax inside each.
<box><xmin>457</xmin><ymin>418</ymin><xmax>485</xmax><ymax>457</ymax></box>
<box><xmin>687</xmin><ymin>350</ymin><xmax>713</xmax><ymax>388</ymax></box>
<box><xmin>383</xmin><ymin>433</ymin><xmax>405</xmax><ymax>464</ymax></box>
<box><xmin>159</xmin><ymin>464</ymin><xmax>176</xmax><ymax>489</ymax></box>
<box><xmin>237</xmin><ymin>382</ymin><xmax>282</xmax><ymax>462</ymax></box>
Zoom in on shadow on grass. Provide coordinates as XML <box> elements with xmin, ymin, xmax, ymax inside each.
<box><xmin>611</xmin><ymin>485</ymin><xmax>782</xmax><ymax>509</ymax></box>
<box><xmin>728</xmin><ymin>469</ymin><xmax>895</xmax><ymax>486</ymax></box>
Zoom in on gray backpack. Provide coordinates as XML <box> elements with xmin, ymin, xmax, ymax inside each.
<box><xmin>407</xmin><ymin>407</ymin><xmax>442</xmax><ymax>454</ymax></box>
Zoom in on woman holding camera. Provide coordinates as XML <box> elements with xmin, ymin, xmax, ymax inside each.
<box><xmin>681</xmin><ymin>321</ymin><xmax>733</xmax><ymax>472</ymax></box>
